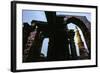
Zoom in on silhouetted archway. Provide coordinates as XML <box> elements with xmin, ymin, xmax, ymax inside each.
<box><xmin>65</xmin><ymin>17</ymin><xmax>91</xmax><ymax>58</ymax></box>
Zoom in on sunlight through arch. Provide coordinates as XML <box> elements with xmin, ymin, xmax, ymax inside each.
<box><xmin>67</xmin><ymin>23</ymin><xmax>89</xmax><ymax>57</ymax></box>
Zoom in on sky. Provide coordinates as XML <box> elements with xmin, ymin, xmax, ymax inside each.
<box><xmin>41</xmin><ymin>38</ymin><xmax>49</xmax><ymax>57</ymax></box>
<box><xmin>22</xmin><ymin>10</ymin><xmax>47</xmax><ymax>25</ymax></box>
<box><xmin>22</xmin><ymin>10</ymin><xmax>90</xmax><ymax>57</ymax></box>
<box><xmin>22</xmin><ymin>10</ymin><xmax>91</xmax><ymax>25</ymax></box>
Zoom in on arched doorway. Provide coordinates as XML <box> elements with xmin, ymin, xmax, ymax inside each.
<box><xmin>67</xmin><ymin>23</ymin><xmax>89</xmax><ymax>59</ymax></box>
<box><xmin>65</xmin><ymin>16</ymin><xmax>91</xmax><ymax>59</ymax></box>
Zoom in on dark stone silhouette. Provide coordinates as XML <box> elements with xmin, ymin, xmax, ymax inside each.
<box><xmin>23</xmin><ymin>11</ymin><xmax>91</xmax><ymax>62</ymax></box>
<box><xmin>68</xmin><ymin>30</ymin><xmax>78</xmax><ymax>59</ymax></box>
<box><xmin>45</xmin><ymin>12</ymin><xmax>70</xmax><ymax>61</ymax></box>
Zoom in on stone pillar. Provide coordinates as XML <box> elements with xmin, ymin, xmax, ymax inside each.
<box><xmin>47</xmin><ymin>30</ymin><xmax>70</xmax><ymax>61</ymax></box>
<box><xmin>68</xmin><ymin>30</ymin><xmax>78</xmax><ymax>59</ymax></box>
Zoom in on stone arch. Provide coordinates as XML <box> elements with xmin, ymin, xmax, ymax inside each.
<box><xmin>65</xmin><ymin>16</ymin><xmax>91</xmax><ymax>58</ymax></box>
